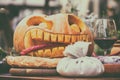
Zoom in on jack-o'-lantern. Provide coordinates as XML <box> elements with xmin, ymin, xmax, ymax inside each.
<box><xmin>14</xmin><ymin>13</ymin><xmax>93</xmax><ymax>58</ymax></box>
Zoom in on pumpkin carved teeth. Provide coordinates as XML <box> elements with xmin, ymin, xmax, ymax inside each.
<box><xmin>29</xmin><ymin>46</ymin><xmax>65</xmax><ymax>58</ymax></box>
<box><xmin>44</xmin><ymin>32</ymin><xmax>50</xmax><ymax>41</ymax></box>
<box><xmin>31</xmin><ymin>29</ymin><xmax>37</xmax><ymax>39</ymax></box>
<box><xmin>50</xmin><ymin>34</ymin><xmax>58</xmax><ymax>42</ymax></box>
<box><xmin>38</xmin><ymin>50</ymin><xmax>44</xmax><ymax>57</ymax></box>
<box><xmin>44</xmin><ymin>49</ymin><xmax>51</xmax><ymax>57</ymax></box>
<box><xmin>24</xmin><ymin>31</ymin><xmax>33</xmax><ymax>49</ymax></box>
<box><xmin>37</xmin><ymin>29</ymin><xmax>44</xmax><ymax>40</ymax></box>
<box><xmin>23</xmin><ymin>28</ymin><xmax>89</xmax><ymax>58</ymax></box>
<box><xmin>29</xmin><ymin>29</ymin><xmax>88</xmax><ymax>43</ymax></box>
<box><xmin>71</xmin><ymin>35</ymin><xmax>77</xmax><ymax>43</ymax></box>
<box><xmin>64</xmin><ymin>35</ymin><xmax>71</xmax><ymax>43</ymax></box>
<box><xmin>58</xmin><ymin>34</ymin><xmax>64</xmax><ymax>42</ymax></box>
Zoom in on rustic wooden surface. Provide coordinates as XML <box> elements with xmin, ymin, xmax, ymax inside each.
<box><xmin>0</xmin><ymin>40</ymin><xmax>120</xmax><ymax>80</ymax></box>
<box><xmin>0</xmin><ymin>73</ymin><xmax>120</xmax><ymax>80</ymax></box>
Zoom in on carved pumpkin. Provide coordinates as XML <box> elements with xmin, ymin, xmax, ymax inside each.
<box><xmin>14</xmin><ymin>13</ymin><xmax>93</xmax><ymax>58</ymax></box>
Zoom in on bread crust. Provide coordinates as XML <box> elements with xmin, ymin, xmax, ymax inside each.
<box><xmin>6</xmin><ymin>56</ymin><xmax>61</xmax><ymax>68</ymax></box>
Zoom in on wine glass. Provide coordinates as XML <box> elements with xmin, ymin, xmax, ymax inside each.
<box><xmin>93</xmin><ymin>19</ymin><xmax>118</xmax><ymax>55</ymax></box>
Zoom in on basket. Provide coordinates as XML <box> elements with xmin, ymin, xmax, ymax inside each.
<box><xmin>104</xmin><ymin>64</ymin><xmax>120</xmax><ymax>74</ymax></box>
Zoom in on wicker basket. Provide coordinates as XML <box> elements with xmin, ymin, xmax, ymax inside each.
<box><xmin>104</xmin><ymin>64</ymin><xmax>120</xmax><ymax>74</ymax></box>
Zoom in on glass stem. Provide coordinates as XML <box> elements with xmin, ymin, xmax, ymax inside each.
<box><xmin>104</xmin><ymin>49</ymin><xmax>107</xmax><ymax>55</ymax></box>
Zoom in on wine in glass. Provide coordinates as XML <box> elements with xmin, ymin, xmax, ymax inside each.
<box><xmin>93</xmin><ymin>19</ymin><xmax>118</xmax><ymax>55</ymax></box>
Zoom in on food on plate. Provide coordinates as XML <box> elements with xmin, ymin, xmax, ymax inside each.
<box><xmin>57</xmin><ymin>57</ymin><xmax>104</xmax><ymax>77</ymax></box>
<box><xmin>97</xmin><ymin>56</ymin><xmax>120</xmax><ymax>64</ymax></box>
<box><xmin>97</xmin><ymin>56</ymin><xmax>120</xmax><ymax>74</ymax></box>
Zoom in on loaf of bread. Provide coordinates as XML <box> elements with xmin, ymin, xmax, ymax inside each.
<box><xmin>6</xmin><ymin>56</ymin><xmax>61</xmax><ymax>68</ymax></box>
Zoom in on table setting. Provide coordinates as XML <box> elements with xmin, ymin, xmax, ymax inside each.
<box><xmin>0</xmin><ymin>13</ymin><xmax>120</xmax><ymax>80</ymax></box>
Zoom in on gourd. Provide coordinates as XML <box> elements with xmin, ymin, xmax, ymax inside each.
<box><xmin>13</xmin><ymin>13</ymin><xmax>94</xmax><ymax>58</ymax></box>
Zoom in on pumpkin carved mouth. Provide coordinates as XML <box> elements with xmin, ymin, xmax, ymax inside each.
<box><xmin>22</xmin><ymin>27</ymin><xmax>88</xmax><ymax>57</ymax></box>
<box><xmin>14</xmin><ymin>13</ymin><xmax>93</xmax><ymax>58</ymax></box>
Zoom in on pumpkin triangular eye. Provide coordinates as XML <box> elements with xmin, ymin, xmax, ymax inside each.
<box><xmin>27</xmin><ymin>16</ymin><xmax>45</xmax><ymax>26</ymax></box>
<box><xmin>39</xmin><ymin>23</ymin><xmax>48</xmax><ymax>29</ymax></box>
<box><xmin>70</xmin><ymin>24</ymin><xmax>81</xmax><ymax>33</ymax></box>
<box><xmin>27</xmin><ymin>16</ymin><xmax>53</xmax><ymax>30</ymax></box>
<box><xmin>45</xmin><ymin>20</ymin><xmax>53</xmax><ymax>30</ymax></box>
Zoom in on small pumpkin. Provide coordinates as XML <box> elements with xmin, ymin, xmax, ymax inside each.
<box><xmin>14</xmin><ymin>13</ymin><xmax>93</xmax><ymax>58</ymax></box>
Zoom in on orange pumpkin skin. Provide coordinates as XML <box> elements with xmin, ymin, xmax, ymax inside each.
<box><xmin>14</xmin><ymin>13</ymin><xmax>94</xmax><ymax>57</ymax></box>
<box><xmin>14</xmin><ymin>14</ymin><xmax>46</xmax><ymax>52</ymax></box>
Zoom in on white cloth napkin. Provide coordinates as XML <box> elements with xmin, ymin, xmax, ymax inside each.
<box><xmin>63</xmin><ymin>41</ymin><xmax>91</xmax><ymax>58</ymax></box>
<box><xmin>57</xmin><ymin>41</ymin><xmax>104</xmax><ymax>77</ymax></box>
<box><xmin>57</xmin><ymin>57</ymin><xmax>104</xmax><ymax>77</ymax></box>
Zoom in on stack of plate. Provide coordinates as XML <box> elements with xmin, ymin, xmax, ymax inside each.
<box><xmin>114</xmin><ymin>40</ymin><xmax>120</xmax><ymax>47</ymax></box>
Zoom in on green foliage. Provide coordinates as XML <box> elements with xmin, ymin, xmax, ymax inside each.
<box><xmin>9</xmin><ymin>47</ymin><xmax>20</xmax><ymax>56</ymax></box>
<box><xmin>0</xmin><ymin>47</ymin><xmax>19</xmax><ymax>61</ymax></box>
<box><xmin>0</xmin><ymin>47</ymin><xmax>7</xmax><ymax>60</ymax></box>
<box><xmin>117</xmin><ymin>30</ymin><xmax>120</xmax><ymax>39</ymax></box>
<box><xmin>94</xmin><ymin>44</ymin><xmax>111</xmax><ymax>55</ymax></box>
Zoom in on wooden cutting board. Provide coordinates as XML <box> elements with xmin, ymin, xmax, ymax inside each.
<box><xmin>9</xmin><ymin>68</ymin><xmax>58</xmax><ymax>76</ymax></box>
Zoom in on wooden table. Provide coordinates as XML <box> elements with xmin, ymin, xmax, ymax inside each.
<box><xmin>0</xmin><ymin>40</ymin><xmax>120</xmax><ymax>80</ymax></box>
<box><xmin>0</xmin><ymin>73</ymin><xmax>120</xmax><ymax>80</ymax></box>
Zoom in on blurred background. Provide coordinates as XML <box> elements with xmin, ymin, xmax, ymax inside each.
<box><xmin>0</xmin><ymin>0</ymin><xmax>120</xmax><ymax>31</ymax></box>
<box><xmin>0</xmin><ymin>0</ymin><xmax>120</xmax><ymax>52</ymax></box>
